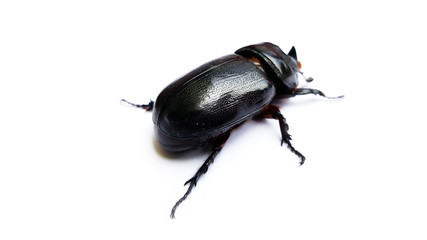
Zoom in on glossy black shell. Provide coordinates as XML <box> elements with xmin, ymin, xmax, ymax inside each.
<box><xmin>152</xmin><ymin>54</ymin><xmax>276</xmax><ymax>152</ymax></box>
<box><xmin>235</xmin><ymin>43</ymin><xmax>299</xmax><ymax>97</ymax></box>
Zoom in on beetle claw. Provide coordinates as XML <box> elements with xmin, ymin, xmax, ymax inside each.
<box><xmin>299</xmin><ymin>156</ymin><xmax>306</xmax><ymax>166</ymax></box>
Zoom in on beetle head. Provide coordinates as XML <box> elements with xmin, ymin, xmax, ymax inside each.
<box><xmin>235</xmin><ymin>42</ymin><xmax>300</xmax><ymax>97</ymax></box>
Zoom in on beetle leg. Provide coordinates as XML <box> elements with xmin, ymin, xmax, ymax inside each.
<box><xmin>258</xmin><ymin>105</ymin><xmax>306</xmax><ymax>165</ymax></box>
<box><xmin>295</xmin><ymin>88</ymin><xmax>343</xmax><ymax>99</ymax></box>
<box><xmin>120</xmin><ymin>99</ymin><xmax>154</xmax><ymax>111</ymax></box>
<box><xmin>170</xmin><ymin>131</ymin><xmax>231</xmax><ymax>218</ymax></box>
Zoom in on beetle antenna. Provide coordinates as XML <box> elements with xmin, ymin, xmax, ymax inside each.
<box><xmin>121</xmin><ymin>99</ymin><xmax>154</xmax><ymax>111</ymax></box>
<box><xmin>299</xmin><ymin>71</ymin><xmax>314</xmax><ymax>82</ymax></box>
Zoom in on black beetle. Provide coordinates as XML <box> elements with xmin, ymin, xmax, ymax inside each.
<box><xmin>122</xmin><ymin>42</ymin><xmax>342</xmax><ymax>218</ymax></box>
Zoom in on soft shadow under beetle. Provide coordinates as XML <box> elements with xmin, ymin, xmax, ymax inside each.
<box><xmin>122</xmin><ymin>42</ymin><xmax>342</xmax><ymax>218</ymax></box>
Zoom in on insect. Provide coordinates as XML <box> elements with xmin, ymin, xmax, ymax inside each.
<box><xmin>122</xmin><ymin>42</ymin><xmax>342</xmax><ymax>218</ymax></box>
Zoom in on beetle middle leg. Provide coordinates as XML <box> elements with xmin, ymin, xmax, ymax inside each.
<box><xmin>170</xmin><ymin>131</ymin><xmax>231</xmax><ymax>218</ymax></box>
<box><xmin>257</xmin><ymin>105</ymin><xmax>306</xmax><ymax>165</ymax></box>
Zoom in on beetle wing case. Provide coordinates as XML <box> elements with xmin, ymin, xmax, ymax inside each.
<box><xmin>152</xmin><ymin>54</ymin><xmax>275</xmax><ymax>152</ymax></box>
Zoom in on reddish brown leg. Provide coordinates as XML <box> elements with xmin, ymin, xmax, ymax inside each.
<box><xmin>258</xmin><ymin>105</ymin><xmax>306</xmax><ymax>165</ymax></box>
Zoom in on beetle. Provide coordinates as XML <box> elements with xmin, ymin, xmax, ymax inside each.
<box><xmin>122</xmin><ymin>42</ymin><xmax>342</xmax><ymax>218</ymax></box>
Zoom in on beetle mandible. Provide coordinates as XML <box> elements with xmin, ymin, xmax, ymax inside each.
<box><xmin>122</xmin><ymin>42</ymin><xmax>342</xmax><ymax>218</ymax></box>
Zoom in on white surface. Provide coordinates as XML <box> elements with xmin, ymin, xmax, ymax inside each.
<box><xmin>1</xmin><ymin>0</ymin><xmax>426</xmax><ymax>239</ymax></box>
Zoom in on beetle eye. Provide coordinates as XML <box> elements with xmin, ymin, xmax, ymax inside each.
<box><xmin>298</xmin><ymin>61</ymin><xmax>302</xmax><ymax>70</ymax></box>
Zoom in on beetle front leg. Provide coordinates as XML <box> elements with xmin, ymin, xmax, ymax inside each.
<box><xmin>170</xmin><ymin>131</ymin><xmax>231</xmax><ymax>218</ymax></box>
<box><xmin>294</xmin><ymin>88</ymin><xmax>343</xmax><ymax>99</ymax></box>
<box><xmin>258</xmin><ymin>105</ymin><xmax>306</xmax><ymax>165</ymax></box>
<box><xmin>120</xmin><ymin>99</ymin><xmax>154</xmax><ymax>111</ymax></box>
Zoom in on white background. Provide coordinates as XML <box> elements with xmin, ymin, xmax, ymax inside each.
<box><xmin>1</xmin><ymin>0</ymin><xmax>426</xmax><ymax>239</ymax></box>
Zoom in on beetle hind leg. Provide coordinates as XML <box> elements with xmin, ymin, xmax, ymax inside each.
<box><xmin>170</xmin><ymin>131</ymin><xmax>231</xmax><ymax>218</ymax></box>
<box><xmin>120</xmin><ymin>99</ymin><xmax>154</xmax><ymax>111</ymax></box>
<box><xmin>258</xmin><ymin>105</ymin><xmax>306</xmax><ymax>165</ymax></box>
<box><xmin>295</xmin><ymin>88</ymin><xmax>343</xmax><ymax>99</ymax></box>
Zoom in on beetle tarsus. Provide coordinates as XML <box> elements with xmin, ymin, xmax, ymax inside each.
<box><xmin>258</xmin><ymin>105</ymin><xmax>306</xmax><ymax>165</ymax></box>
<box><xmin>170</xmin><ymin>180</ymin><xmax>195</xmax><ymax>219</ymax></box>
<box><xmin>170</xmin><ymin>131</ymin><xmax>231</xmax><ymax>219</ymax></box>
<box><xmin>170</xmin><ymin>151</ymin><xmax>218</xmax><ymax>219</ymax></box>
<box><xmin>295</xmin><ymin>88</ymin><xmax>343</xmax><ymax>99</ymax></box>
<box><xmin>121</xmin><ymin>99</ymin><xmax>154</xmax><ymax>111</ymax></box>
<box><xmin>278</xmin><ymin>114</ymin><xmax>306</xmax><ymax>165</ymax></box>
